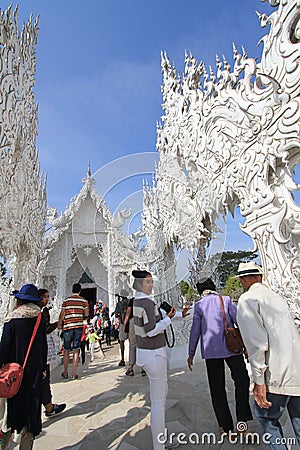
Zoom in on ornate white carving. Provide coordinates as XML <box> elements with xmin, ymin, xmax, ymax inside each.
<box><xmin>0</xmin><ymin>6</ymin><xmax>46</xmax><ymax>288</ymax></box>
<box><xmin>112</xmin><ymin>208</ymin><xmax>134</xmax><ymax>229</ymax></box>
<box><xmin>143</xmin><ymin>0</ymin><xmax>300</xmax><ymax>321</ymax></box>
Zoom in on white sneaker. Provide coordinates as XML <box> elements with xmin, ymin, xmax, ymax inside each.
<box><xmin>165</xmin><ymin>436</ymin><xmax>180</xmax><ymax>448</ymax></box>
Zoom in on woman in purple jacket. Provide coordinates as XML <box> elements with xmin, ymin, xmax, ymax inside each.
<box><xmin>187</xmin><ymin>278</ymin><xmax>252</xmax><ymax>435</ymax></box>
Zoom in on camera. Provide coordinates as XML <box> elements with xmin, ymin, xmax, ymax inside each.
<box><xmin>159</xmin><ymin>301</ymin><xmax>172</xmax><ymax>314</ymax></box>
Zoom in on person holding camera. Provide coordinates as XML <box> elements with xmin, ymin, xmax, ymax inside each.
<box><xmin>132</xmin><ymin>270</ymin><xmax>178</xmax><ymax>450</ymax></box>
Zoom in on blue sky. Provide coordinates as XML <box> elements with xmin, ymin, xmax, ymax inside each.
<box><xmin>2</xmin><ymin>0</ymin><xmax>291</xmax><ymax>253</ymax></box>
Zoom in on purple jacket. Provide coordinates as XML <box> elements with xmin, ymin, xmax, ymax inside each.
<box><xmin>188</xmin><ymin>293</ymin><xmax>238</xmax><ymax>359</ymax></box>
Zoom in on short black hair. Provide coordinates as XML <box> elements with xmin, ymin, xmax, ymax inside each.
<box><xmin>132</xmin><ymin>269</ymin><xmax>152</xmax><ymax>290</ymax></box>
<box><xmin>72</xmin><ymin>283</ymin><xmax>81</xmax><ymax>294</ymax></box>
<box><xmin>196</xmin><ymin>278</ymin><xmax>216</xmax><ymax>295</ymax></box>
<box><xmin>38</xmin><ymin>288</ymin><xmax>48</xmax><ymax>298</ymax></box>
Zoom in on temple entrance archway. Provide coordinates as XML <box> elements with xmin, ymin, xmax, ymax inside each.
<box><xmin>81</xmin><ymin>287</ymin><xmax>97</xmax><ymax>318</ymax></box>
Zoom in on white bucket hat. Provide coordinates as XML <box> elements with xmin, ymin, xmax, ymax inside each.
<box><xmin>235</xmin><ymin>262</ymin><xmax>263</xmax><ymax>278</ymax></box>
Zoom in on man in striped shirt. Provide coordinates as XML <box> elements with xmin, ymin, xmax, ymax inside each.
<box><xmin>58</xmin><ymin>283</ymin><xmax>89</xmax><ymax>380</ymax></box>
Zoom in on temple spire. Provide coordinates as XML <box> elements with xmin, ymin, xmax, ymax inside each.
<box><xmin>82</xmin><ymin>161</ymin><xmax>94</xmax><ymax>186</ymax></box>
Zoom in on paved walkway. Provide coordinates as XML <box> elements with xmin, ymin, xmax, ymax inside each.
<box><xmin>34</xmin><ymin>341</ymin><xmax>295</xmax><ymax>450</ymax></box>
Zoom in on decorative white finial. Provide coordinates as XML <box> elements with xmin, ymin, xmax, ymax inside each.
<box><xmin>82</xmin><ymin>161</ymin><xmax>95</xmax><ymax>186</ymax></box>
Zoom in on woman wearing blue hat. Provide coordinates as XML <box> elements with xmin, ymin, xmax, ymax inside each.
<box><xmin>0</xmin><ymin>284</ymin><xmax>47</xmax><ymax>448</ymax></box>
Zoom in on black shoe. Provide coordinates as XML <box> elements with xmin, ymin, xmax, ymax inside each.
<box><xmin>45</xmin><ymin>403</ymin><xmax>66</xmax><ymax>418</ymax></box>
<box><xmin>165</xmin><ymin>436</ymin><xmax>180</xmax><ymax>448</ymax></box>
<box><xmin>118</xmin><ymin>360</ymin><xmax>125</xmax><ymax>366</ymax></box>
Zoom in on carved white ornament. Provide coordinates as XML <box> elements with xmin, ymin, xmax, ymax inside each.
<box><xmin>143</xmin><ymin>0</ymin><xmax>300</xmax><ymax>320</ymax></box>
<box><xmin>0</xmin><ymin>6</ymin><xmax>46</xmax><ymax>289</ymax></box>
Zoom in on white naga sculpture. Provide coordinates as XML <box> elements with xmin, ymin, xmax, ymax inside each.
<box><xmin>143</xmin><ymin>0</ymin><xmax>300</xmax><ymax>320</ymax></box>
<box><xmin>0</xmin><ymin>6</ymin><xmax>46</xmax><ymax>289</ymax></box>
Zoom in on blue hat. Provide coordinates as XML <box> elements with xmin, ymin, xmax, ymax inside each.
<box><xmin>14</xmin><ymin>284</ymin><xmax>41</xmax><ymax>302</ymax></box>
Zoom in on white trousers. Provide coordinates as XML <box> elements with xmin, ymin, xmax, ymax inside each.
<box><xmin>141</xmin><ymin>350</ymin><xmax>168</xmax><ymax>450</ymax></box>
<box><xmin>89</xmin><ymin>342</ymin><xmax>95</xmax><ymax>361</ymax></box>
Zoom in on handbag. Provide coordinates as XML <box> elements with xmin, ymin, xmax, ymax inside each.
<box><xmin>218</xmin><ymin>295</ymin><xmax>244</xmax><ymax>353</ymax></box>
<box><xmin>0</xmin><ymin>312</ymin><xmax>42</xmax><ymax>399</ymax></box>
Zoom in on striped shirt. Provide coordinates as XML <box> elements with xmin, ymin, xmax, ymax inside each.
<box><xmin>133</xmin><ymin>297</ymin><xmax>166</xmax><ymax>350</ymax></box>
<box><xmin>62</xmin><ymin>295</ymin><xmax>88</xmax><ymax>330</ymax></box>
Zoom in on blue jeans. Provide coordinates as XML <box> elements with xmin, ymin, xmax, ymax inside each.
<box><xmin>254</xmin><ymin>393</ymin><xmax>300</xmax><ymax>449</ymax></box>
<box><xmin>63</xmin><ymin>328</ymin><xmax>82</xmax><ymax>350</ymax></box>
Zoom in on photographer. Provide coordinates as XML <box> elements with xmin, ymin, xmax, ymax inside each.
<box><xmin>132</xmin><ymin>270</ymin><xmax>178</xmax><ymax>450</ymax></box>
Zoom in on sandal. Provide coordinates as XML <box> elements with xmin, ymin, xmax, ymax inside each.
<box><xmin>71</xmin><ymin>374</ymin><xmax>78</xmax><ymax>380</ymax></box>
<box><xmin>61</xmin><ymin>372</ymin><xmax>68</xmax><ymax>379</ymax></box>
<box><xmin>141</xmin><ymin>369</ymin><xmax>146</xmax><ymax>377</ymax></box>
<box><xmin>125</xmin><ymin>368</ymin><xmax>134</xmax><ymax>376</ymax></box>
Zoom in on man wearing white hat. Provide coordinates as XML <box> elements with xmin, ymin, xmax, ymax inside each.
<box><xmin>236</xmin><ymin>262</ymin><xmax>300</xmax><ymax>449</ymax></box>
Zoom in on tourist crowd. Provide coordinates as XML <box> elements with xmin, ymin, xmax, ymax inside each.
<box><xmin>0</xmin><ymin>263</ymin><xmax>299</xmax><ymax>450</ymax></box>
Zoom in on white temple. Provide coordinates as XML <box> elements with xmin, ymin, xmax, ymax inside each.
<box><xmin>1</xmin><ymin>0</ymin><xmax>300</xmax><ymax>328</ymax></box>
<box><xmin>37</xmin><ymin>166</ymin><xmax>141</xmax><ymax>312</ymax></box>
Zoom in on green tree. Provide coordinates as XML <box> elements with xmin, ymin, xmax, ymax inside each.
<box><xmin>179</xmin><ymin>280</ymin><xmax>189</xmax><ymax>297</ymax></box>
<box><xmin>187</xmin><ymin>284</ymin><xmax>197</xmax><ymax>301</ymax></box>
<box><xmin>213</xmin><ymin>250</ymin><xmax>258</xmax><ymax>287</ymax></box>
<box><xmin>223</xmin><ymin>274</ymin><xmax>244</xmax><ymax>300</ymax></box>
<box><xmin>0</xmin><ymin>260</ymin><xmax>12</xmax><ymax>284</ymax></box>
<box><xmin>0</xmin><ymin>261</ymin><xmax>7</xmax><ymax>279</ymax></box>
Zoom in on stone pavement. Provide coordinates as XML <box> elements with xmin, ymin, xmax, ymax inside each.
<box><xmin>34</xmin><ymin>341</ymin><xmax>296</xmax><ymax>450</ymax></box>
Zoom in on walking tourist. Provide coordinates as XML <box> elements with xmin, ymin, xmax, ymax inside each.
<box><xmin>236</xmin><ymin>262</ymin><xmax>300</xmax><ymax>449</ymax></box>
<box><xmin>80</xmin><ymin>320</ymin><xmax>88</xmax><ymax>364</ymax></box>
<box><xmin>114</xmin><ymin>291</ymin><xmax>129</xmax><ymax>367</ymax></box>
<box><xmin>132</xmin><ymin>269</ymin><xmax>179</xmax><ymax>449</ymax></box>
<box><xmin>86</xmin><ymin>325</ymin><xmax>100</xmax><ymax>362</ymax></box>
<box><xmin>111</xmin><ymin>311</ymin><xmax>119</xmax><ymax>340</ymax></box>
<box><xmin>187</xmin><ymin>278</ymin><xmax>253</xmax><ymax>436</ymax></box>
<box><xmin>91</xmin><ymin>309</ymin><xmax>102</xmax><ymax>335</ymax></box>
<box><xmin>38</xmin><ymin>288</ymin><xmax>66</xmax><ymax>418</ymax></box>
<box><xmin>58</xmin><ymin>283</ymin><xmax>89</xmax><ymax>380</ymax></box>
<box><xmin>103</xmin><ymin>315</ymin><xmax>112</xmax><ymax>346</ymax></box>
<box><xmin>0</xmin><ymin>284</ymin><xmax>47</xmax><ymax>448</ymax></box>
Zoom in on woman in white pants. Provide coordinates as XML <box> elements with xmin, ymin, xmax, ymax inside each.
<box><xmin>132</xmin><ymin>270</ymin><xmax>178</xmax><ymax>450</ymax></box>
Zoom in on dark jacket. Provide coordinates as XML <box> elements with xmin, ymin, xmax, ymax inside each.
<box><xmin>0</xmin><ymin>315</ymin><xmax>47</xmax><ymax>437</ymax></box>
<box><xmin>42</xmin><ymin>306</ymin><xmax>57</xmax><ymax>334</ymax></box>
